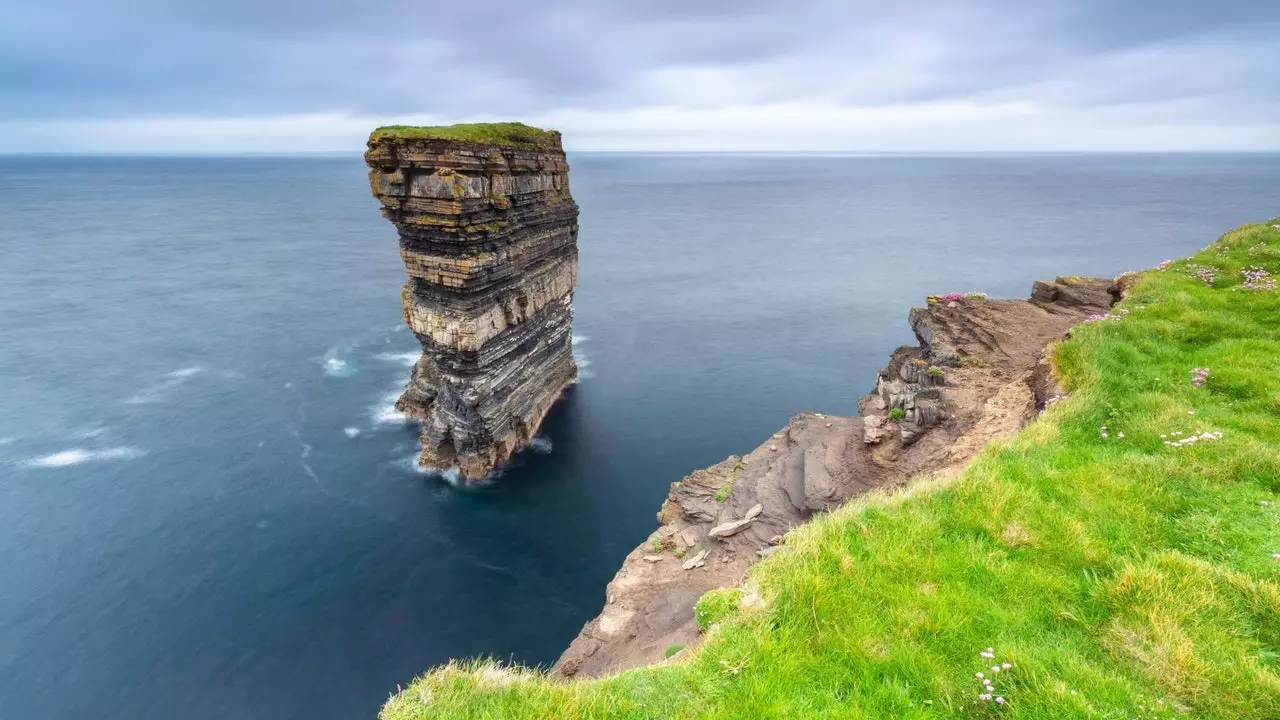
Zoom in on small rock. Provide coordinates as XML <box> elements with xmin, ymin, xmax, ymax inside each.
<box><xmin>679</xmin><ymin>527</ymin><xmax>700</xmax><ymax>548</ymax></box>
<box><xmin>657</xmin><ymin>525</ymin><xmax>678</xmax><ymax>538</ymax></box>
<box><xmin>769</xmin><ymin>445</ymin><xmax>778</xmax><ymax>451</ymax></box>
<box><xmin>768</xmin><ymin>535</ymin><xmax>784</xmax><ymax>545</ymax></box>
<box><xmin>642</xmin><ymin>555</ymin><xmax>663</xmax><ymax>563</ymax></box>
<box><xmin>709</xmin><ymin>517</ymin><xmax>753</xmax><ymax>538</ymax></box>
<box><xmin>682</xmin><ymin>549</ymin><xmax>709</xmax><ymax>570</ymax></box>
<box><xmin>709</xmin><ymin>504</ymin><xmax>763</xmax><ymax>538</ymax></box>
<box><xmin>863</xmin><ymin>414</ymin><xmax>888</xmax><ymax>444</ymax></box>
<box><xmin>757</xmin><ymin>546</ymin><xmax>781</xmax><ymax>559</ymax></box>
<box><xmin>825</xmin><ymin>423</ymin><xmax>832</xmax><ymax>428</ymax></box>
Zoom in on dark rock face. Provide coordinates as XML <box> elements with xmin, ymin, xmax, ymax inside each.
<box><xmin>364</xmin><ymin>125</ymin><xmax>579</xmax><ymax>480</ymax></box>
<box><xmin>553</xmin><ymin>276</ymin><xmax>1120</xmax><ymax>679</ymax></box>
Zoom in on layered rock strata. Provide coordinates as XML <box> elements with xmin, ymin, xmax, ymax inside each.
<box><xmin>365</xmin><ymin>124</ymin><xmax>579</xmax><ymax>479</ymax></box>
<box><xmin>554</xmin><ymin>276</ymin><xmax>1122</xmax><ymax>678</ymax></box>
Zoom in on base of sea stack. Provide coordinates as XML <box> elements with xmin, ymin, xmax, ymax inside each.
<box><xmin>401</xmin><ymin>363</ymin><xmax>576</xmax><ymax>480</ymax></box>
<box><xmin>553</xmin><ymin>275</ymin><xmax>1124</xmax><ymax>678</ymax></box>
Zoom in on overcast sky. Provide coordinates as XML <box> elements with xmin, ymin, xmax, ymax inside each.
<box><xmin>2</xmin><ymin>0</ymin><xmax>1277</xmax><ymax>152</ymax></box>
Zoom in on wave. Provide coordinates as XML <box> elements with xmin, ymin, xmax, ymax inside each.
<box><xmin>321</xmin><ymin>347</ymin><xmax>357</xmax><ymax>378</ymax></box>
<box><xmin>571</xmin><ymin>334</ymin><xmax>594</xmax><ymax>382</ymax></box>
<box><xmin>125</xmin><ymin>367</ymin><xmax>204</xmax><ymax>404</ymax></box>
<box><xmin>20</xmin><ymin>446</ymin><xmax>146</xmax><ymax>469</ymax></box>
<box><xmin>396</xmin><ymin>453</ymin><xmax>464</xmax><ymax>486</ymax></box>
<box><xmin>370</xmin><ymin>389</ymin><xmax>412</xmax><ymax>426</ymax></box>
<box><xmin>527</xmin><ymin>436</ymin><xmax>553</xmax><ymax>454</ymax></box>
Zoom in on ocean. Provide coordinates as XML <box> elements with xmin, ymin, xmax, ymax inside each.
<box><xmin>1</xmin><ymin>152</ymin><xmax>1276</xmax><ymax>719</ymax></box>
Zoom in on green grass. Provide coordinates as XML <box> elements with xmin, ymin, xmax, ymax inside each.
<box><xmin>715</xmin><ymin>483</ymin><xmax>733</xmax><ymax>503</ymax></box>
<box><xmin>889</xmin><ymin>407</ymin><xmax>908</xmax><ymax>421</ymax></box>
<box><xmin>368</xmin><ymin>122</ymin><xmax>561</xmax><ymax>148</ymax></box>
<box><xmin>381</xmin><ymin>222</ymin><xmax>1280</xmax><ymax>720</ymax></box>
<box><xmin>695</xmin><ymin>589</ymin><xmax>743</xmax><ymax>631</ymax></box>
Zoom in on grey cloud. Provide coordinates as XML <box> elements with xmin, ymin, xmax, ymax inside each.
<box><xmin>0</xmin><ymin>0</ymin><xmax>1277</xmax><ymax>123</ymax></box>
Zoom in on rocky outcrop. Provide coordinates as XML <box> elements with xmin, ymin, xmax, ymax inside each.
<box><xmin>365</xmin><ymin>123</ymin><xmax>579</xmax><ymax>480</ymax></box>
<box><xmin>553</xmin><ymin>276</ymin><xmax>1119</xmax><ymax>678</ymax></box>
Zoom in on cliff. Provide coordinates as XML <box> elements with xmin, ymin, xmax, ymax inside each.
<box><xmin>380</xmin><ymin>221</ymin><xmax>1280</xmax><ymax>720</ymax></box>
<box><xmin>365</xmin><ymin>123</ymin><xmax>579</xmax><ymax>480</ymax></box>
<box><xmin>553</xmin><ymin>277</ymin><xmax>1122</xmax><ymax>677</ymax></box>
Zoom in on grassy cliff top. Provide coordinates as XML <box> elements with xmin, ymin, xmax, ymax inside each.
<box><xmin>380</xmin><ymin>220</ymin><xmax>1280</xmax><ymax>720</ymax></box>
<box><xmin>368</xmin><ymin>122</ymin><xmax>562</xmax><ymax>149</ymax></box>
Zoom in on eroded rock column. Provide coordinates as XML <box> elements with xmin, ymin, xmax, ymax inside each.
<box><xmin>364</xmin><ymin>124</ymin><xmax>578</xmax><ymax>480</ymax></box>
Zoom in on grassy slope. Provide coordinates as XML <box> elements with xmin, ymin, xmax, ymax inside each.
<box><xmin>367</xmin><ymin>122</ymin><xmax>561</xmax><ymax>148</ymax></box>
<box><xmin>383</xmin><ymin>222</ymin><xmax>1280</xmax><ymax>720</ymax></box>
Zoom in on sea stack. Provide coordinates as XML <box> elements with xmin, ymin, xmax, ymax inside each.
<box><xmin>364</xmin><ymin>123</ymin><xmax>579</xmax><ymax>480</ymax></box>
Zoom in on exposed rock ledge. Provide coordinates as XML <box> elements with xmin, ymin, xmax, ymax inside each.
<box><xmin>553</xmin><ymin>276</ymin><xmax>1122</xmax><ymax>678</ymax></box>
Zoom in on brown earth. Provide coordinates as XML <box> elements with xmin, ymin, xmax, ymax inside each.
<box><xmin>552</xmin><ymin>276</ymin><xmax>1122</xmax><ymax>679</ymax></box>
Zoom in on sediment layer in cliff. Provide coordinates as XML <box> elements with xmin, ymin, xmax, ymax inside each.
<box><xmin>554</xmin><ymin>276</ymin><xmax>1122</xmax><ymax>678</ymax></box>
<box><xmin>365</xmin><ymin>123</ymin><xmax>579</xmax><ymax>480</ymax></box>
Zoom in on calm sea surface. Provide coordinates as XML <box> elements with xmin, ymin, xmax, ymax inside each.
<box><xmin>1</xmin><ymin>153</ymin><xmax>1276</xmax><ymax>719</ymax></box>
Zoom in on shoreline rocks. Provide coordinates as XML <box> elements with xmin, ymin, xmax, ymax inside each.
<box><xmin>364</xmin><ymin>124</ymin><xmax>579</xmax><ymax>480</ymax></box>
<box><xmin>552</xmin><ymin>276</ymin><xmax>1121</xmax><ymax>679</ymax></box>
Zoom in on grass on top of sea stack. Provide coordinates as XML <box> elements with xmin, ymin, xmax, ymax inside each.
<box><xmin>368</xmin><ymin>122</ymin><xmax>562</xmax><ymax>148</ymax></box>
<box><xmin>381</xmin><ymin>221</ymin><xmax>1280</xmax><ymax>720</ymax></box>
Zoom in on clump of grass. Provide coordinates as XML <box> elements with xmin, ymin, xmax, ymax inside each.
<box><xmin>694</xmin><ymin>588</ymin><xmax>741</xmax><ymax>631</ymax></box>
<box><xmin>715</xmin><ymin>458</ymin><xmax>744</xmax><ymax>502</ymax></box>
<box><xmin>368</xmin><ymin>122</ymin><xmax>562</xmax><ymax>148</ymax></box>
<box><xmin>888</xmin><ymin>407</ymin><xmax>907</xmax><ymax>421</ymax></box>
<box><xmin>379</xmin><ymin>221</ymin><xmax>1280</xmax><ymax>720</ymax></box>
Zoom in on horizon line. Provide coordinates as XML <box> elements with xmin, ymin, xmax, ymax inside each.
<box><xmin>3</xmin><ymin>149</ymin><xmax>1278</xmax><ymax>158</ymax></box>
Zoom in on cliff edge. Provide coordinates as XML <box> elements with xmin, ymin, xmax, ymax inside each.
<box><xmin>553</xmin><ymin>277</ymin><xmax>1122</xmax><ymax>677</ymax></box>
<box><xmin>365</xmin><ymin>123</ymin><xmax>579</xmax><ymax>480</ymax></box>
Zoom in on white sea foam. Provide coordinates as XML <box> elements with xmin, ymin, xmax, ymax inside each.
<box><xmin>322</xmin><ymin>353</ymin><xmax>355</xmax><ymax>378</ymax></box>
<box><xmin>396</xmin><ymin>453</ymin><xmax>464</xmax><ymax>485</ymax></box>
<box><xmin>371</xmin><ymin>389</ymin><xmax>411</xmax><ymax>426</ymax></box>
<box><xmin>20</xmin><ymin>447</ymin><xmax>146</xmax><ymax>469</ymax></box>
<box><xmin>374</xmin><ymin>352</ymin><xmax>419</xmax><ymax>367</ymax></box>
<box><xmin>571</xmin><ymin>334</ymin><xmax>594</xmax><ymax>382</ymax></box>
<box><xmin>528</xmin><ymin>436</ymin><xmax>553</xmax><ymax>454</ymax></box>
<box><xmin>343</xmin><ymin>427</ymin><xmax>361</xmax><ymax>438</ymax></box>
<box><xmin>125</xmin><ymin>367</ymin><xmax>205</xmax><ymax>404</ymax></box>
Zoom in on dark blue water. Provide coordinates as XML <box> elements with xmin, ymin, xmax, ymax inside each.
<box><xmin>1</xmin><ymin>153</ymin><xmax>1276</xmax><ymax>719</ymax></box>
